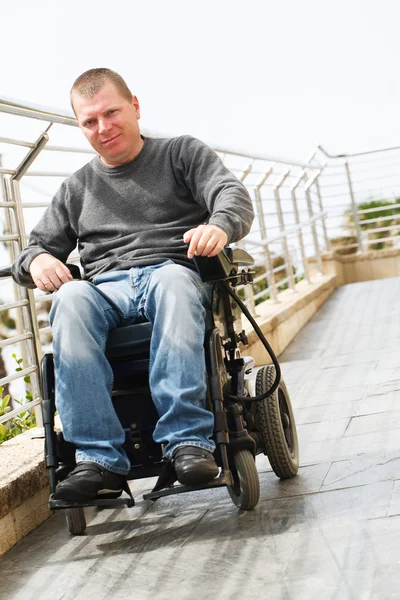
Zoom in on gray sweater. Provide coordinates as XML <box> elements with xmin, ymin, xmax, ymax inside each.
<box><xmin>12</xmin><ymin>135</ymin><xmax>254</xmax><ymax>288</ymax></box>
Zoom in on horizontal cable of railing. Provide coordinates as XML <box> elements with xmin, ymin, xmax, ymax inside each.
<box><xmin>0</xmin><ymin>396</ymin><xmax>41</xmax><ymax>425</ymax></box>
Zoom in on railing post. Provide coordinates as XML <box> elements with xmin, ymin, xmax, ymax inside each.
<box><xmin>273</xmin><ymin>169</ymin><xmax>296</xmax><ymax>292</ymax></box>
<box><xmin>239</xmin><ymin>163</ymin><xmax>253</xmax><ymax>183</ymax></box>
<box><xmin>254</xmin><ymin>167</ymin><xmax>273</xmax><ymax>240</ymax></box>
<box><xmin>264</xmin><ymin>242</ymin><xmax>279</xmax><ymax>303</ymax></box>
<box><xmin>291</xmin><ymin>172</ymin><xmax>311</xmax><ymax>283</ymax></box>
<box><xmin>8</xmin><ymin>127</ymin><xmax>52</xmax><ymax>433</ymax></box>
<box><xmin>305</xmin><ymin>173</ymin><xmax>323</xmax><ymax>275</ymax></box>
<box><xmin>253</xmin><ymin>168</ymin><xmax>278</xmax><ymax>303</ymax></box>
<box><xmin>244</xmin><ymin>282</ymin><xmax>257</xmax><ymax>316</ymax></box>
<box><xmin>314</xmin><ymin>175</ymin><xmax>330</xmax><ymax>251</ymax></box>
<box><xmin>344</xmin><ymin>160</ymin><xmax>365</xmax><ymax>253</ymax></box>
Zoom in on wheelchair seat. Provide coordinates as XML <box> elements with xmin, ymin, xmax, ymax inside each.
<box><xmin>105</xmin><ymin>322</ymin><xmax>152</xmax><ymax>359</ymax></box>
<box><xmin>104</xmin><ymin>247</ymin><xmax>254</xmax><ymax>360</ymax></box>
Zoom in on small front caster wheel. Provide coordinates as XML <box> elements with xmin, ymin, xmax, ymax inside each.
<box><xmin>227</xmin><ymin>449</ymin><xmax>260</xmax><ymax>510</ymax></box>
<box><xmin>65</xmin><ymin>507</ymin><xmax>86</xmax><ymax>535</ymax></box>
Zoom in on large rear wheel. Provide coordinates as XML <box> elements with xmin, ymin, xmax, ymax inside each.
<box><xmin>255</xmin><ymin>365</ymin><xmax>299</xmax><ymax>478</ymax></box>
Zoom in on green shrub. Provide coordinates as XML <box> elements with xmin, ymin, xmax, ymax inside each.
<box><xmin>343</xmin><ymin>198</ymin><xmax>400</xmax><ymax>250</ymax></box>
<box><xmin>0</xmin><ymin>354</ymin><xmax>36</xmax><ymax>444</ymax></box>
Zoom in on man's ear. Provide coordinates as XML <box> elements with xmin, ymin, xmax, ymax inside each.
<box><xmin>70</xmin><ymin>94</ymin><xmax>81</xmax><ymax>126</ymax></box>
<box><xmin>132</xmin><ymin>95</ymin><xmax>141</xmax><ymax>119</ymax></box>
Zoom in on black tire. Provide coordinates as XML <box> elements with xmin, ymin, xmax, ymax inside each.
<box><xmin>65</xmin><ymin>508</ymin><xmax>87</xmax><ymax>535</ymax></box>
<box><xmin>255</xmin><ymin>365</ymin><xmax>299</xmax><ymax>479</ymax></box>
<box><xmin>227</xmin><ymin>449</ymin><xmax>260</xmax><ymax>510</ymax></box>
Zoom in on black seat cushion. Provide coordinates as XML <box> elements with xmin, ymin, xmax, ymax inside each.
<box><xmin>105</xmin><ymin>322</ymin><xmax>153</xmax><ymax>359</ymax></box>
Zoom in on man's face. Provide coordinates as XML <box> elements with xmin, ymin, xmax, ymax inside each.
<box><xmin>72</xmin><ymin>82</ymin><xmax>142</xmax><ymax>166</ymax></box>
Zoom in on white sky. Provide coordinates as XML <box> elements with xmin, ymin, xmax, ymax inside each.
<box><xmin>1</xmin><ymin>0</ymin><xmax>399</xmax><ymax>162</ymax></box>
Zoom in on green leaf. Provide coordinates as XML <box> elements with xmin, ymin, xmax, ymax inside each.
<box><xmin>17</xmin><ymin>358</ymin><xmax>23</xmax><ymax>364</ymax></box>
<box><xmin>11</xmin><ymin>353</ymin><xmax>16</xmax><ymax>358</ymax></box>
<box><xmin>24</xmin><ymin>376</ymin><xmax>31</xmax><ymax>384</ymax></box>
<box><xmin>1</xmin><ymin>395</ymin><xmax>10</xmax><ymax>409</ymax></box>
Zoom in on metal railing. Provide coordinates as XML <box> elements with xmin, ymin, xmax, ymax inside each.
<box><xmin>0</xmin><ymin>97</ymin><xmax>344</xmax><ymax>431</ymax></box>
<box><xmin>306</xmin><ymin>144</ymin><xmax>400</xmax><ymax>253</ymax></box>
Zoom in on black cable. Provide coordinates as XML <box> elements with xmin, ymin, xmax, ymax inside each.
<box><xmin>219</xmin><ymin>280</ymin><xmax>281</xmax><ymax>403</ymax></box>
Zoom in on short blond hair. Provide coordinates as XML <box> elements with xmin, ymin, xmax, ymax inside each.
<box><xmin>70</xmin><ymin>68</ymin><xmax>132</xmax><ymax>109</ymax></box>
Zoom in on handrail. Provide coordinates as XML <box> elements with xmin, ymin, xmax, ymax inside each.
<box><xmin>0</xmin><ymin>96</ymin><xmax>323</xmax><ymax>169</ymax></box>
<box><xmin>0</xmin><ymin>97</ymin><xmax>78</xmax><ymax>127</ymax></box>
<box><xmin>245</xmin><ymin>211</ymin><xmax>327</xmax><ymax>248</ymax></box>
<box><xmin>317</xmin><ymin>143</ymin><xmax>400</xmax><ymax>159</ymax></box>
<box><xmin>213</xmin><ymin>146</ymin><xmax>323</xmax><ymax>169</ymax></box>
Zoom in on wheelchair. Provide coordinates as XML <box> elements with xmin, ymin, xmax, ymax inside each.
<box><xmin>9</xmin><ymin>248</ymin><xmax>300</xmax><ymax>535</ymax></box>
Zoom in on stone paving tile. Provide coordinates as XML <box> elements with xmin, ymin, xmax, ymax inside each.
<box><xmin>297</xmin><ymin>418</ymin><xmax>351</xmax><ymax>443</ymax></box>
<box><xmin>298</xmin><ymin>364</ymin><xmax>377</xmax><ymax>393</ymax></box>
<box><xmin>344</xmin><ymin>410</ymin><xmax>400</xmax><ymax>437</ymax></box>
<box><xmin>257</xmin><ymin>463</ymin><xmax>332</xmax><ymax>500</ymax></box>
<box><xmin>365</xmin><ymin>368</ymin><xmax>400</xmax><ymax>387</ymax></box>
<box><xmin>321</xmin><ymin>454</ymin><xmax>400</xmax><ymax>491</ymax></box>
<box><xmin>300</xmin><ymin>428</ymin><xmax>400</xmax><ymax>466</ymax></box>
<box><xmin>318</xmin><ymin>349</ymin><xmax>396</xmax><ymax>369</ymax></box>
<box><xmin>355</xmin><ymin>391</ymin><xmax>400</xmax><ymax>416</ymax></box>
<box><xmin>293</xmin><ymin>386</ymin><xmax>365</xmax><ymax>408</ymax></box>
<box><xmin>387</xmin><ymin>480</ymin><xmax>400</xmax><ymax>517</ymax></box>
<box><xmin>372</xmin><ymin>564</ymin><xmax>400</xmax><ymax>600</ymax></box>
<box><xmin>294</xmin><ymin>400</ymin><xmax>362</xmax><ymax>425</ymax></box>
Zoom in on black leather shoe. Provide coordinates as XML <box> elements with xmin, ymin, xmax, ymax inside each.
<box><xmin>54</xmin><ymin>461</ymin><xmax>125</xmax><ymax>502</ymax></box>
<box><xmin>172</xmin><ymin>446</ymin><xmax>219</xmax><ymax>485</ymax></box>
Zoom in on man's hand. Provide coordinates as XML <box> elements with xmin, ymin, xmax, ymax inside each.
<box><xmin>184</xmin><ymin>224</ymin><xmax>228</xmax><ymax>260</ymax></box>
<box><xmin>30</xmin><ymin>254</ymin><xmax>73</xmax><ymax>292</ymax></box>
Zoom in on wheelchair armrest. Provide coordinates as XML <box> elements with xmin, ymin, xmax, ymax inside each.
<box><xmin>0</xmin><ymin>266</ymin><xmax>12</xmax><ymax>279</ymax></box>
<box><xmin>0</xmin><ymin>263</ymin><xmax>81</xmax><ymax>283</ymax></box>
<box><xmin>193</xmin><ymin>247</ymin><xmax>254</xmax><ymax>282</ymax></box>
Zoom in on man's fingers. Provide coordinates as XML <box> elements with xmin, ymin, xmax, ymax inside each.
<box><xmin>196</xmin><ymin>233</ymin><xmax>219</xmax><ymax>256</ymax></box>
<box><xmin>187</xmin><ymin>227</ymin><xmax>205</xmax><ymax>259</ymax></box>
<box><xmin>185</xmin><ymin>225</ymin><xmax>228</xmax><ymax>259</ymax></box>
<box><xmin>55</xmin><ymin>265</ymin><xmax>73</xmax><ymax>284</ymax></box>
<box><xmin>183</xmin><ymin>228</ymin><xmax>196</xmax><ymax>244</ymax></box>
<box><xmin>36</xmin><ymin>268</ymin><xmax>72</xmax><ymax>292</ymax></box>
<box><xmin>33</xmin><ymin>278</ymin><xmax>49</xmax><ymax>293</ymax></box>
<box><xmin>30</xmin><ymin>256</ymin><xmax>73</xmax><ymax>291</ymax></box>
<box><xmin>206</xmin><ymin>239</ymin><xmax>226</xmax><ymax>258</ymax></box>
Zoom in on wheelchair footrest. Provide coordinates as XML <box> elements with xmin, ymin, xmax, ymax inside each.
<box><xmin>49</xmin><ymin>494</ymin><xmax>135</xmax><ymax>510</ymax></box>
<box><xmin>143</xmin><ymin>469</ymin><xmax>232</xmax><ymax>501</ymax></box>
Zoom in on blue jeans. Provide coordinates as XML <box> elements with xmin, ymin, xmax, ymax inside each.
<box><xmin>49</xmin><ymin>261</ymin><xmax>215</xmax><ymax>475</ymax></box>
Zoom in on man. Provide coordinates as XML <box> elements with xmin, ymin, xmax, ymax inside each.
<box><xmin>12</xmin><ymin>68</ymin><xmax>254</xmax><ymax>502</ymax></box>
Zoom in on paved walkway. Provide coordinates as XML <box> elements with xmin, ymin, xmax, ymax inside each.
<box><xmin>2</xmin><ymin>278</ymin><xmax>400</xmax><ymax>600</ymax></box>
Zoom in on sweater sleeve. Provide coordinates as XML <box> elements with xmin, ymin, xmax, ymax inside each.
<box><xmin>11</xmin><ymin>182</ymin><xmax>78</xmax><ymax>288</ymax></box>
<box><xmin>172</xmin><ymin>135</ymin><xmax>254</xmax><ymax>243</ymax></box>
